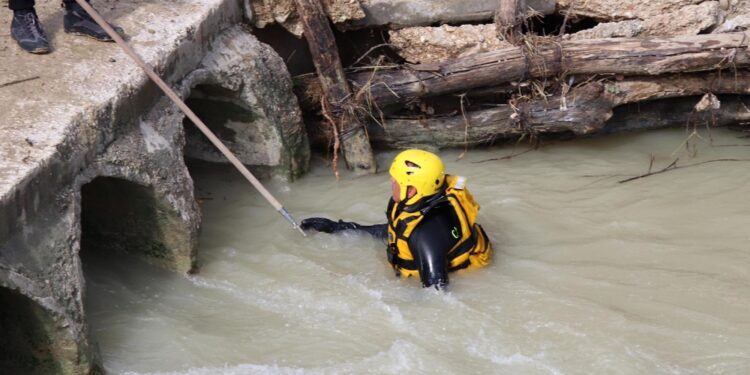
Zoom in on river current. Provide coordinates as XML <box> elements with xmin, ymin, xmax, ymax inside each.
<box><xmin>83</xmin><ymin>128</ymin><xmax>750</xmax><ymax>374</ymax></box>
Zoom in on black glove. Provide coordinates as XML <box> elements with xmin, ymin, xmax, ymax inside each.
<box><xmin>300</xmin><ymin>217</ymin><xmax>358</xmax><ymax>233</ymax></box>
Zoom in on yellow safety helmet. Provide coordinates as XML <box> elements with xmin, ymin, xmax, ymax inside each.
<box><xmin>389</xmin><ymin>149</ymin><xmax>445</xmax><ymax>205</ymax></box>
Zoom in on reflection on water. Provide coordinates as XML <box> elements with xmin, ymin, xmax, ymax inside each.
<box><xmin>83</xmin><ymin>129</ymin><xmax>750</xmax><ymax>374</ymax></box>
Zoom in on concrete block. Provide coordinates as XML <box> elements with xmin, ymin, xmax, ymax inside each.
<box><xmin>182</xmin><ymin>27</ymin><xmax>310</xmax><ymax>179</ymax></box>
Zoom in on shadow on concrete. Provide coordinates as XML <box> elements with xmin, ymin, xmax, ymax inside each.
<box><xmin>80</xmin><ymin>176</ymin><xmax>174</xmax><ymax>263</ymax></box>
<box><xmin>0</xmin><ymin>287</ymin><xmax>64</xmax><ymax>375</ymax></box>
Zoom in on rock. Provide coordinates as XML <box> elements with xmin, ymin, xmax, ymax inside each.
<box><xmin>569</xmin><ymin>1</ymin><xmax>724</xmax><ymax>39</ymax></box>
<box><xmin>249</xmin><ymin>0</ymin><xmax>366</xmax><ymax>36</ymax></box>
<box><xmin>695</xmin><ymin>93</ymin><xmax>721</xmax><ymax>112</ymax></box>
<box><xmin>568</xmin><ymin>20</ymin><xmax>645</xmax><ymax>39</ymax></box>
<box><xmin>711</xmin><ymin>0</ymin><xmax>750</xmax><ymax>33</ymax></box>
<box><xmin>557</xmin><ymin>0</ymin><xmax>704</xmax><ymax>21</ymax></box>
<box><xmin>713</xmin><ymin>13</ymin><xmax>750</xmax><ymax>33</ymax></box>
<box><xmin>389</xmin><ymin>24</ymin><xmax>513</xmax><ymax>64</ymax></box>
<box><xmin>641</xmin><ymin>2</ymin><xmax>724</xmax><ymax>36</ymax></box>
<box><xmin>326</xmin><ymin>0</ymin><xmax>366</xmax><ymax>24</ymax></box>
<box><xmin>725</xmin><ymin>0</ymin><xmax>750</xmax><ymax>18</ymax></box>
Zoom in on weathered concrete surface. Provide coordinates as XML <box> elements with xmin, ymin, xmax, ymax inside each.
<box><xmin>182</xmin><ymin>27</ymin><xmax>310</xmax><ymax>177</ymax></box>
<box><xmin>248</xmin><ymin>0</ymin><xmax>556</xmax><ymax>35</ymax></box>
<box><xmin>390</xmin><ymin>24</ymin><xmax>512</xmax><ymax>64</ymax></box>
<box><xmin>353</xmin><ymin>0</ymin><xmax>555</xmax><ymax>28</ymax></box>
<box><xmin>557</xmin><ymin>0</ymin><xmax>705</xmax><ymax>21</ymax></box>
<box><xmin>77</xmin><ymin>94</ymin><xmax>201</xmax><ymax>273</ymax></box>
<box><xmin>0</xmin><ymin>0</ymin><xmax>272</xmax><ymax>373</ymax></box>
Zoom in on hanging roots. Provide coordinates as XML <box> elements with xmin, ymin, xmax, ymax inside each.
<box><xmin>321</xmin><ymin>96</ymin><xmax>342</xmax><ymax>180</ymax></box>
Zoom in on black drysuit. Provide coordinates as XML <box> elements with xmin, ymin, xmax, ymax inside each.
<box><xmin>301</xmin><ymin>198</ymin><xmax>461</xmax><ymax>289</ymax></box>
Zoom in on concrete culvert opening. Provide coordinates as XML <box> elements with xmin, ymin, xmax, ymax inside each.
<box><xmin>183</xmin><ymin>84</ymin><xmax>259</xmax><ymax>164</ymax></box>
<box><xmin>80</xmin><ymin>176</ymin><xmax>185</xmax><ymax>270</ymax></box>
<box><xmin>0</xmin><ymin>287</ymin><xmax>63</xmax><ymax>375</ymax></box>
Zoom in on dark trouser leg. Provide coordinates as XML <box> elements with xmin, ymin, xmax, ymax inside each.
<box><xmin>9</xmin><ymin>0</ymin><xmax>35</xmax><ymax>11</ymax></box>
<box><xmin>62</xmin><ymin>0</ymin><xmax>88</xmax><ymax>7</ymax></box>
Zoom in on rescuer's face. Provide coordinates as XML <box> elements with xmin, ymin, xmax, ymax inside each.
<box><xmin>391</xmin><ymin>177</ymin><xmax>401</xmax><ymax>202</ymax></box>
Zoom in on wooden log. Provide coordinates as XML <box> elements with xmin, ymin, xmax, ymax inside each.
<box><xmin>362</xmin><ymin>70</ymin><xmax>750</xmax><ymax>148</ymax></box>
<box><xmin>602</xmin><ymin>95</ymin><xmax>750</xmax><ymax>135</ymax></box>
<box><xmin>495</xmin><ymin>0</ymin><xmax>527</xmax><ymax>45</ymax></box>
<box><xmin>310</xmin><ymin>83</ymin><xmax>608</xmax><ymax>147</ymax></box>
<box><xmin>366</xmin><ymin>83</ymin><xmax>611</xmax><ymax>148</ymax></box>
<box><xmin>605</xmin><ymin>71</ymin><xmax>750</xmax><ymax>105</ymax></box>
<box><xmin>299</xmin><ymin>70</ymin><xmax>750</xmax><ymax>114</ymax></box>
<box><xmin>294</xmin><ymin>0</ymin><xmax>376</xmax><ymax>174</ymax></box>
<box><xmin>364</xmin><ymin>95</ymin><xmax>750</xmax><ymax>149</ymax></box>
<box><xmin>348</xmin><ymin>32</ymin><xmax>750</xmax><ymax>108</ymax></box>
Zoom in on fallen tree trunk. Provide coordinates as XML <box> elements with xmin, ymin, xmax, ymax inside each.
<box><xmin>347</xmin><ymin>32</ymin><xmax>750</xmax><ymax>108</ymax></box>
<box><xmin>364</xmin><ymin>95</ymin><xmax>750</xmax><ymax>149</ymax></box>
<box><xmin>295</xmin><ymin>0</ymin><xmax>376</xmax><ymax>174</ymax></box>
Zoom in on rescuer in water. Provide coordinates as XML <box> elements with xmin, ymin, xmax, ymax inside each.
<box><xmin>301</xmin><ymin>149</ymin><xmax>493</xmax><ymax>290</ymax></box>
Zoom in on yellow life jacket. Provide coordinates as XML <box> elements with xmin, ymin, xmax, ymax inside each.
<box><xmin>386</xmin><ymin>175</ymin><xmax>493</xmax><ymax>278</ymax></box>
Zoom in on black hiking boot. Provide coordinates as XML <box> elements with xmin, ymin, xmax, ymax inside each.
<box><xmin>63</xmin><ymin>2</ymin><xmax>124</xmax><ymax>42</ymax></box>
<box><xmin>11</xmin><ymin>9</ymin><xmax>50</xmax><ymax>54</ymax></box>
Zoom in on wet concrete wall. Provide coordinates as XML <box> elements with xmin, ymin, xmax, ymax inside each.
<box><xmin>0</xmin><ymin>1</ymin><xmax>309</xmax><ymax>374</ymax></box>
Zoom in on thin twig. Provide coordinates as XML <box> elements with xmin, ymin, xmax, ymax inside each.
<box><xmin>471</xmin><ymin>148</ymin><xmax>534</xmax><ymax>163</ymax></box>
<box><xmin>350</xmin><ymin>43</ymin><xmax>395</xmax><ymax>67</ymax></box>
<box><xmin>321</xmin><ymin>97</ymin><xmax>341</xmax><ymax>180</ymax></box>
<box><xmin>345</xmin><ymin>64</ymin><xmax>399</xmax><ymax>73</ymax></box>
<box><xmin>557</xmin><ymin>0</ymin><xmax>580</xmax><ymax>37</ymax></box>
<box><xmin>457</xmin><ymin>93</ymin><xmax>470</xmax><ymax>160</ymax></box>
<box><xmin>354</xmin><ymin>56</ymin><xmax>389</xmax><ymax>128</ymax></box>
<box><xmin>619</xmin><ymin>158</ymin><xmax>750</xmax><ymax>184</ymax></box>
<box><xmin>647</xmin><ymin>155</ymin><xmax>655</xmax><ymax>174</ymax></box>
<box><xmin>285</xmin><ymin>49</ymin><xmax>297</xmax><ymax>65</ymax></box>
<box><xmin>619</xmin><ymin>158</ymin><xmax>679</xmax><ymax>183</ymax></box>
<box><xmin>0</xmin><ymin>76</ymin><xmax>40</xmax><ymax>89</ymax></box>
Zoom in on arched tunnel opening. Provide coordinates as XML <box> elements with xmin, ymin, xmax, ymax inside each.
<box><xmin>182</xmin><ymin>82</ymin><xmax>281</xmax><ymax>196</ymax></box>
<box><xmin>80</xmin><ymin>177</ymin><xmax>174</xmax><ymax>264</ymax></box>
<box><xmin>0</xmin><ymin>287</ymin><xmax>64</xmax><ymax>375</ymax></box>
<box><xmin>80</xmin><ymin>175</ymin><xmax>195</xmax><ymax>272</ymax></box>
<box><xmin>183</xmin><ymin>83</ymin><xmax>262</xmax><ymax>165</ymax></box>
<box><xmin>79</xmin><ymin>176</ymin><xmax>196</xmax><ymax>371</ymax></box>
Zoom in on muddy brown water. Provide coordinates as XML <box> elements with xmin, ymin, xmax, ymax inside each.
<box><xmin>83</xmin><ymin>128</ymin><xmax>750</xmax><ymax>374</ymax></box>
